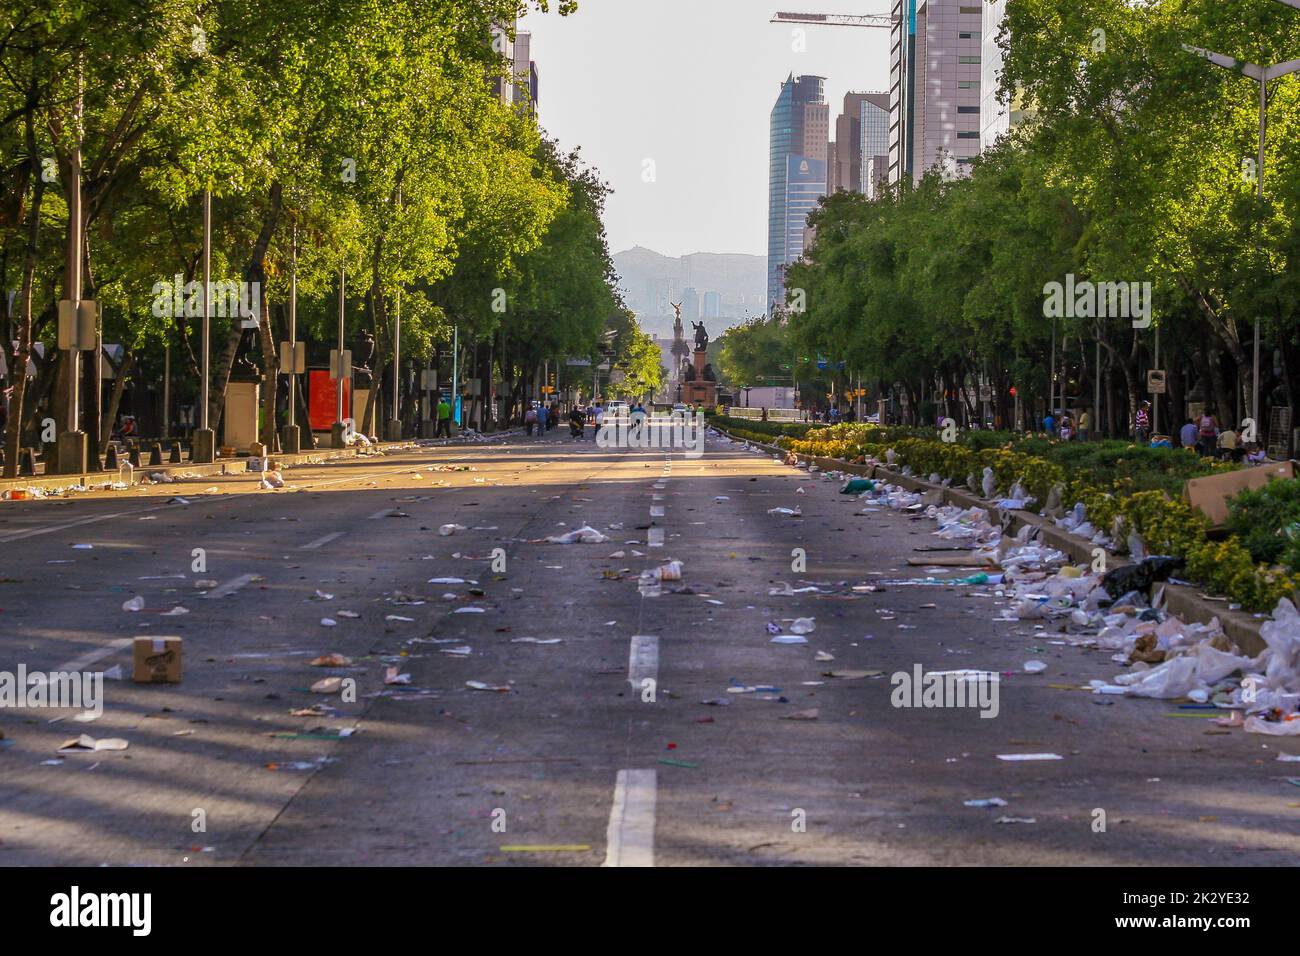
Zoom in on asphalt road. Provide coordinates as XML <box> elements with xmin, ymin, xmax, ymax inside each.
<box><xmin>1</xmin><ymin>424</ymin><xmax>1298</xmax><ymax>866</ymax></box>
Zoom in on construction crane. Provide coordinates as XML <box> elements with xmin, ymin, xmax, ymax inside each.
<box><xmin>770</xmin><ymin>11</ymin><xmax>895</xmax><ymax>29</ymax></box>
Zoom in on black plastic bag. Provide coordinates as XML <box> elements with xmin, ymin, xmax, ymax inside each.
<box><xmin>1101</xmin><ymin>556</ymin><xmax>1186</xmax><ymax>600</ymax></box>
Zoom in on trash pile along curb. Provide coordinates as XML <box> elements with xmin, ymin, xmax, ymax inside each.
<box><xmin>710</xmin><ymin>425</ymin><xmax>1300</xmax><ymax>738</ymax></box>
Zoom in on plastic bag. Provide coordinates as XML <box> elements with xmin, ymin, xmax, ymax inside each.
<box><xmin>546</xmin><ymin>525</ymin><xmax>610</xmax><ymax>544</ymax></box>
<box><xmin>1123</xmin><ymin>655</ymin><xmax>1201</xmax><ymax>699</ymax></box>
<box><xmin>1101</xmin><ymin>556</ymin><xmax>1185</xmax><ymax>599</ymax></box>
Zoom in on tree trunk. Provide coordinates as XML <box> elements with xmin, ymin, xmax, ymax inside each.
<box><xmin>101</xmin><ymin>349</ymin><xmax>134</xmax><ymax>447</ymax></box>
<box><xmin>3</xmin><ymin>109</ymin><xmax>42</xmax><ymax>478</ymax></box>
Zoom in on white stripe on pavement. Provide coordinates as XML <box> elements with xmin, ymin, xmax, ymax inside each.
<box><xmin>627</xmin><ymin>634</ymin><xmax>659</xmax><ymax>688</ymax></box>
<box><xmin>299</xmin><ymin>531</ymin><xmax>347</xmax><ymax>550</ymax></box>
<box><xmin>0</xmin><ymin>499</ymin><xmax>197</xmax><ymax>544</ymax></box>
<box><xmin>55</xmin><ymin>637</ymin><xmax>134</xmax><ymax>674</ymax></box>
<box><xmin>603</xmin><ymin>769</ymin><xmax>657</xmax><ymax>867</ymax></box>
<box><xmin>202</xmin><ymin>573</ymin><xmax>259</xmax><ymax>599</ymax></box>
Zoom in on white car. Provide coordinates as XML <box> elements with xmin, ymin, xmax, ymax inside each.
<box><xmin>604</xmin><ymin>401</ymin><xmax>630</xmax><ymax>421</ymax></box>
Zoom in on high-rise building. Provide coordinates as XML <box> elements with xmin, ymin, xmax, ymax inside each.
<box><xmin>859</xmin><ymin>92</ymin><xmax>891</xmax><ymax>197</ymax></box>
<box><xmin>513</xmin><ymin>31</ymin><xmax>539</xmax><ymax>115</ymax></box>
<box><xmin>889</xmin><ymin>0</ymin><xmax>984</xmax><ymax>186</ymax></box>
<box><xmin>980</xmin><ymin>0</ymin><xmax>1026</xmax><ymax>150</ymax></box>
<box><xmin>702</xmin><ymin>291</ymin><xmax>721</xmax><ymax>319</ymax></box>
<box><xmin>829</xmin><ymin>92</ymin><xmax>870</xmax><ymax>193</ymax></box>
<box><xmin>490</xmin><ymin>22</ymin><xmax>538</xmax><ymax>114</ymax></box>
<box><xmin>768</xmin><ymin>74</ymin><xmax>829</xmax><ymax>311</ymax></box>
<box><xmin>682</xmin><ymin>287</ymin><xmax>701</xmax><ymax>322</ymax></box>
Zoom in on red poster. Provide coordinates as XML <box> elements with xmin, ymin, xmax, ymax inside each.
<box><xmin>309</xmin><ymin>370</ymin><xmax>351</xmax><ymax>431</ymax></box>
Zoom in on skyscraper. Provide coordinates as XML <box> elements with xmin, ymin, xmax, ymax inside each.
<box><xmin>829</xmin><ymin>92</ymin><xmax>871</xmax><ymax>194</ymax></box>
<box><xmin>980</xmin><ymin>0</ymin><xmax>1026</xmax><ymax>150</ymax></box>
<box><xmin>859</xmin><ymin>92</ymin><xmax>891</xmax><ymax>197</ymax></box>
<box><xmin>513</xmin><ymin>31</ymin><xmax>539</xmax><ymax>115</ymax></box>
<box><xmin>768</xmin><ymin>74</ymin><xmax>829</xmax><ymax>311</ymax></box>
<box><xmin>889</xmin><ymin>0</ymin><xmax>984</xmax><ymax>186</ymax></box>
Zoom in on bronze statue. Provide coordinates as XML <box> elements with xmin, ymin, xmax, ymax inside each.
<box><xmin>691</xmin><ymin>320</ymin><xmax>708</xmax><ymax>352</ymax></box>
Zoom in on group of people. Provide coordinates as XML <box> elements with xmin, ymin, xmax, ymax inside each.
<box><xmin>1130</xmin><ymin>400</ymin><xmax>1266</xmax><ymax>462</ymax></box>
<box><xmin>809</xmin><ymin>406</ymin><xmax>857</xmax><ymax>424</ymax></box>
<box><xmin>1042</xmin><ymin>409</ymin><xmax>1092</xmax><ymax>442</ymax></box>
<box><xmin>523</xmin><ymin>401</ymin><xmax>561</xmax><ymax>437</ymax></box>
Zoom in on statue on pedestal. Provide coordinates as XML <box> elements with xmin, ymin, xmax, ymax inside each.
<box><xmin>691</xmin><ymin>320</ymin><xmax>709</xmax><ymax>352</ymax></box>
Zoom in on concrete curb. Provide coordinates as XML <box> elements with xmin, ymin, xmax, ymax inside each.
<box><xmin>715</xmin><ymin>425</ymin><xmax>1267</xmax><ymax>656</ymax></box>
<box><xmin>0</xmin><ymin>440</ymin><xmax>421</xmax><ymax>495</ymax></box>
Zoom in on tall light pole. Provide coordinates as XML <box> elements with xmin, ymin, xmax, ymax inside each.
<box><xmin>388</xmin><ymin>185</ymin><xmax>403</xmax><ymax>441</ymax></box>
<box><xmin>281</xmin><ymin>218</ymin><xmax>302</xmax><ymax>453</ymax></box>
<box><xmin>55</xmin><ymin>56</ymin><xmax>90</xmax><ymax>474</ymax></box>
<box><xmin>1183</xmin><ymin>3</ymin><xmax>1300</xmax><ymax>432</ymax></box>
<box><xmin>331</xmin><ymin>266</ymin><xmax>348</xmax><ymax>448</ymax></box>
<box><xmin>192</xmin><ymin>188</ymin><xmax>216</xmax><ymax>463</ymax></box>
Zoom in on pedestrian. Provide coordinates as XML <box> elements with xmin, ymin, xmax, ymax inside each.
<box><xmin>1246</xmin><ymin>441</ymin><xmax>1267</xmax><ymax>465</ymax></box>
<box><xmin>1043</xmin><ymin>410</ymin><xmax>1056</xmax><ymax>436</ymax></box>
<box><xmin>435</xmin><ymin>396</ymin><xmax>452</xmax><ymax>438</ymax></box>
<box><xmin>594</xmin><ymin>403</ymin><xmax>604</xmax><ymax>430</ymax></box>
<box><xmin>1196</xmin><ymin>407</ymin><xmax>1220</xmax><ymax>457</ymax></box>
<box><xmin>1218</xmin><ymin>424</ymin><xmax>1240</xmax><ymax>462</ymax></box>
<box><xmin>1077</xmin><ymin>408</ymin><xmax>1090</xmax><ymax>442</ymax></box>
<box><xmin>524</xmin><ymin>403</ymin><xmax>537</xmax><ymax>436</ymax></box>
<box><xmin>1058</xmin><ymin>413</ymin><xmax>1073</xmax><ymax>441</ymax></box>
<box><xmin>1179</xmin><ymin>417</ymin><xmax>1198</xmax><ymax>451</ymax></box>
<box><xmin>536</xmin><ymin>402</ymin><xmax>548</xmax><ymax>436</ymax></box>
<box><xmin>1134</xmin><ymin>401</ymin><xmax>1150</xmax><ymax>444</ymax></box>
<box><xmin>569</xmin><ymin>405</ymin><xmax>585</xmax><ymax>439</ymax></box>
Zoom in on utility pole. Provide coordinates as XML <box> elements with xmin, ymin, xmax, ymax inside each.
<box><xmin>55</xmin><ymin>56</ymin><xmax>90</xmax><ymax>474</ymax></box>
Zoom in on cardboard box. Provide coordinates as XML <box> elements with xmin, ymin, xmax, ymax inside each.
<box><xmin>132</xmin><ymin>636</ymin><xmax>182</xmax><ymax>684</ymax></box>
<box><xmin>1183</xmin><ymin>460</ymin><xmax>1295</xmax><ymax>528</ymax></box>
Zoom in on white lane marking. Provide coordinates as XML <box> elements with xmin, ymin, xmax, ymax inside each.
<box><xmin>628</xmin><ymin>634</ymin><xmax>659</xmax><ymax>688</ymax></box>
<box><xmin>54</xmin><ymin>637</ymin><xmax>134</xmax><ymax>674</ymax></box>
<box><xmin>649</xmin><ymin>505</ymin><xmax>665</xmax><ymax>518</ymax></box>
<box><xmin>0</xmin><ymin>500</ymin><xmax>197</xmax><ymax>544</ymax></box>
<box><xmin>604</xmin><ymin>769</ymin><xmax>657</xmax><ymax>867</ymax></box>
<box><xmin>647</xmin><ymin>528</ymin><xmax>665</xmax><ymax>548</ymax></box>
<box><xmin>367</xmin><ymin>508</ymin><xmax>396</xmax><ymax>519</ymax></box>
<box><xmin>300</xmin><ymin>531</ymin><xmax>346</xmax><ymax>550</ymax></box>
<box><xmin>203</xmin><ymin>572</ymin><xmax>258</xmax><ymax>599</ymax></box>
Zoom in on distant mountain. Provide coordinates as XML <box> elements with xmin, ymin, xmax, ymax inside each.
<box><xmin>612</xmin><ymin>246</ymin><xmax>767</xmax><ymax>339</ymax></box>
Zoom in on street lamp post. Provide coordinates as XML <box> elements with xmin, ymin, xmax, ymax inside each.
<box><xmin>192</xmin><ymin>188</ymin><xmax>216</xmax><ymax>463</ymax></box>
<box><xmin>331</xmin><ymin>267</ymin><xmax>349</xmax><ymax>448</ymax></box>
<box><xmin>280</xmin><ymin>219</ymin><xmax>302</xmax><ymax>453</ymax></box>
<box><xmin>1183</xmin><ymin>2</ymin><xmax>1300</xmax><ymax>433</ymax></box>
<box><xmin>387</xmin><ymin>185</ymin><xmax>403</xmax><ymax>442</ymax></box>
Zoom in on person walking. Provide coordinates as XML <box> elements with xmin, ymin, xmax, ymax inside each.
<box><xmin>1134</xmin><ymin>401</ymin><xmax>1151</xmax><ymax>444</ymax></box>
<box><xmin>1077</xmin><ymin>408</ymin><xmax>1091</xmax><ymax>442</ymax></box>
<box><xmin>524</xmin><ymin>403</ymin><xmax>537</xmax><ymax>436</ymax></box>
<box><xmin>1043</xmin><ymin>410</ymin><xmax>1056</xmax><ymax>436</ymax></box>
<box><xmin>436</xmin><ymin>396</ymin><xmax>452</xmax><ymax>438</ymax></box>
<box><xmin>536</xmin><ymin>402</ymin><xmax>548</xmax><ymax>437</ymax></box>
<box><xmin>1196</xmin><ymin>408</ymin><xmax>1220</xmax><ymax>457</ymax></box>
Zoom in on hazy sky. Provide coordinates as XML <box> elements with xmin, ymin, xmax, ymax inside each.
<box><xmin>521</xmin><ymin>1</ymin><xmax>892</xmax><ymax>258</ymax></box>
